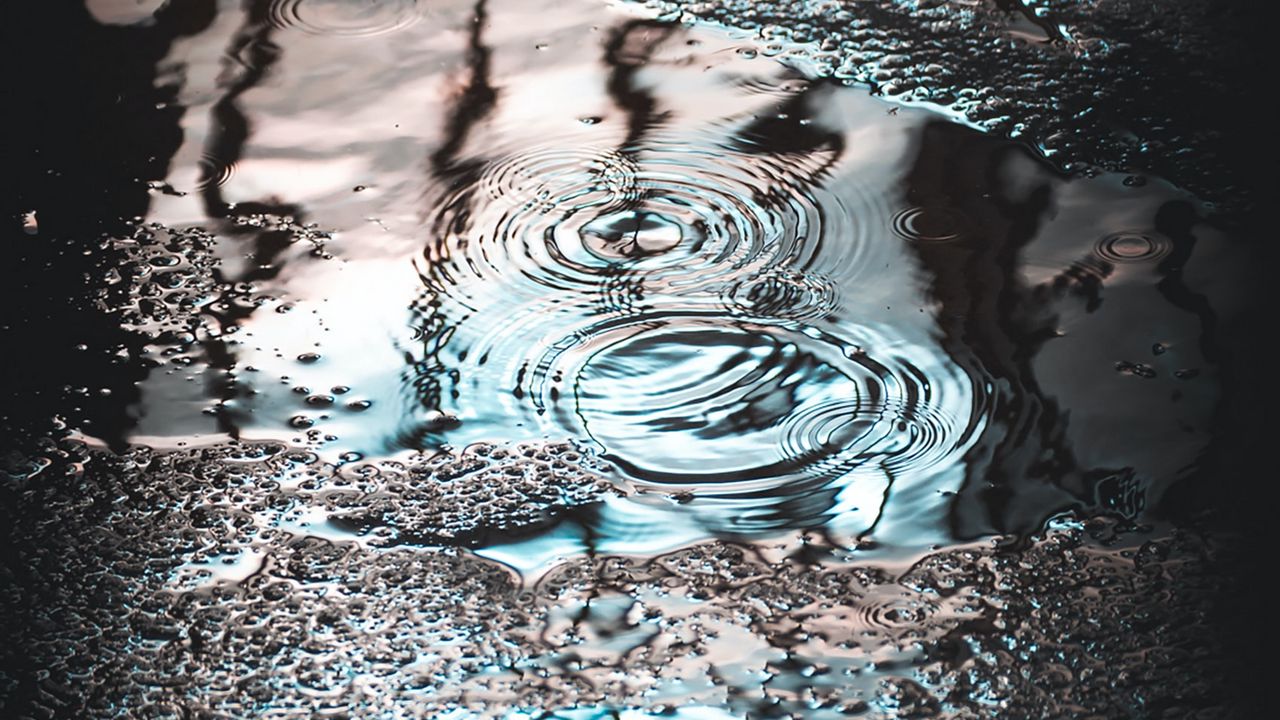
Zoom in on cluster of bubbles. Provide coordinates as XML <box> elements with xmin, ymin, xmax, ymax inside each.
<box><xmin>2</xmin><ymin>437</ymin><xmax>1232</xmax><ymax>719</ymax></box>
<box><xmin>106</xmin><ymin>223</ymin><xmax>220</xmax><ymax>353</ymax></box>
<box><xmin>632</xmin><ymin>0</ymin><xmax>1261</xmax><ymax>211</ymax></box>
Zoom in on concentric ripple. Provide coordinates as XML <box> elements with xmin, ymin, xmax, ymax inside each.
<box><xmin>195</xmin><ymin>153</ymin><xmax>235</xmax><ymax>190</ymax></box>
<box><xmin>267</xmin><ymin>0</ymin><xmax>427</xmax><ymax>38</ymax></box>
<box><xmin>1094</xmin><ymin>230</ymin><xmax>1172</xmax><ymax>264</ymax></box>
<box><xmin>891</xmin><ymin>205</ymin><xmax>972</xmax><ymax>243</ymax></box>
<box><xmin>856</xmin><ymin>593</ymin><xmax>940</xmax><ymax>631</ymax></box>
<box><xmin>427</xmin><ymin>138</ymin><xmax>873</xmax><ymax>305</ymax></box>
<box><xmin>780</xmin><ymin>397</ymin><xmax>958</xmax><ymax>478</ymax></box>
<box><xmin>516</xmin><ymin>312</ymin><xmax>979</xmax><ymax>498</ymax></box>
<box><xmin>475</xmin><ymin>146</ymin><xmax>642</xmax><ymax>211</ymax></box>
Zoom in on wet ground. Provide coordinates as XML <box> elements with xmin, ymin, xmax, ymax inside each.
<box><xmin>2</xmin><ymin>0</ymin><xmax>1269</xmax><ymax>717</ymax></box>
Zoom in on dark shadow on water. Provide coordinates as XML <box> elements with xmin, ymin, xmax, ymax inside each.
<box><xmin>898</xmin><ymin>121</ymin><xmax>1080</xmax><ymax>540</ymax></box>
<box><xmin>899</xmin><ymin>119</ymin><xmax>1265</xmax><ymax>564</ymax></box>
<box><xmin>3</xmin><ymin>1</ymin><xmax>216</xmax><ymax>453</ymax></box>
<box><xmin>401</xmin><ymin>0</ymin><xmax>499</xmax><ymax>448</ymax></box>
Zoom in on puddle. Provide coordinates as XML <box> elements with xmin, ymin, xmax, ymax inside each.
<box><xmin>2</xmin><ymin>0</ymin><xmax>1264</xmax><ymax>717</ymax></box>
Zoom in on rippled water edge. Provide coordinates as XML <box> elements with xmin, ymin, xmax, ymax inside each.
<box><xmin>3</xmin><ymin>0</ymin><xmax>1269</xmax><ymax>717</ymax></box>
<box><xmin>631</xmin><ymin>0</ymin><xmax>1267</xmax><ymax>214</ymax></box>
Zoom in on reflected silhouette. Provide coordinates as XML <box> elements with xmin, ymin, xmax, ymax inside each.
<box><xmin>899</xmin><ymin>121</ymin><xmax>1240</xmax><ymax>540</ymax></box>
<box><xmin>429</xmin><ymin>0</ymin><xmax>496</xmax><ymax>179</ymax></box>
<box><xmin>603</xmin><ymin>20</ymin><xmax>676</xmax><ymax>150</ymax></box>
<box><xmin>197</xmin><ymin>0</ymin><xmax>319</xmax><ymax>437</ymax></box>
<box><xmin>3</xmin><ymin>0</ymin><xmax>217</xmax><ymax>453</ymax></box>
<box><xmin>899</xmin><ymin>122</ymin><xmax>1076</xmax><ymax>538</ymax></box>
<box><xmin>400</xmin><ymin>0</ymin><xmax>500</xmax><ymax>448</ymax></box>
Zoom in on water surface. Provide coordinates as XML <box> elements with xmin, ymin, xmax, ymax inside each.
<box><xmin>2</xmin><ymin>0</ymin><xmax>1265</xmax><ymax>717</ymax></box>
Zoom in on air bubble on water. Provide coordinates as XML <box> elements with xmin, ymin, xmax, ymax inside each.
<box><xmin>1114</xmin><ymin>360</ymin><xmax>1157</xmax><ymax>378</ymax></box>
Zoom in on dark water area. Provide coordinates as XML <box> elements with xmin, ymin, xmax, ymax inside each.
<box><xmin>1</xmin><ymin>0</ymin><xmax>1269</xmax><ymax>717</ymax></box>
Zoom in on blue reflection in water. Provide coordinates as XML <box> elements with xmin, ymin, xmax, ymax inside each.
<box><xmin>121</xmin><ymin>0</ymin><xmax>1223</xmax><ymax>560</ymax></box>
<box><xmin>406</xmin><ymin>136</ymin><xmax>981</xmax><ymax>542</ymax></box>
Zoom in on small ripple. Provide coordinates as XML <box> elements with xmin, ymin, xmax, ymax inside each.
<box><xmin>267</xmin><ymin>0</ymin><xmax>427</xmax><ymax>38</ymax></box>
<box><xmin>427</xmin><ymin>137</ymin><xmax>872</xmax><ymax>304</ymax></box>
<box><xmin>722</xmin><ymin>270</ymin><xmax>837</xmax><ymax>321</ymax></box>
<box><xmin>196</xmin><ymin>153</ymin><xmax>235</xmax><ymax>190</ymax></box>
<box><xmin>891</xmin><ymin>206</ymin><xmax>971</xmax><ymax>243</ymax></box>
<box><xmin>1094</xmin><ymin>230</ymin><xmax>1171</xmax><ymax>264</ymax></box>
<box><xmin>856</xmin><ymin>593</ymin><xmax>939</xmax><ymax>631</ymax></box>
<box><xmin>517</xmin><ymin>312</ymin><xmax>978</xmax><ymax>504</ymax></box>
<box><xmin>780</xmin><ymin>397</ymin><xmax>958</xmax><ymax>478</ymax></box>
